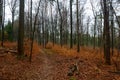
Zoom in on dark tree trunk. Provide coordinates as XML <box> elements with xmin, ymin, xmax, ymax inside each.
<box><xmin>29</xmin><ymin>0</ymin><xmax>41</xmax><ymax>62</ymax></box>
<box><xmin>18</xmin><ymin>0</ymin><xmax>25</xmax><ymax>55</ymax></box>
<box><xmin>12</xmin><ymin>11</ymin><xmax>14</xmax><ymax>41</ymax></box>
<box><xmin>103</xmin><ymin>0</ymin><xmax>111</xmax><ymax>65</ymax></box>
<box><xmin>0</xmin><ymin>0</ymin><xmax>3</xmax><ymax>46</ymax></box>
<box><xmin>76</xmin><ymin>0</ymin><xmax>80</xmax><ymax>52</ymax></box>
<box><xmin>70</xmin><ymin>0</ymin><xmax>73</xmax><ymax>49</ymax></box>
<box><xmin>1</xmin><ymin>0</ymin><xmax>5</xmax><ymax>46</ymax></box>
<box><xmin>0</xmin><ymin>0</ymin><xmax>5</xmax><ymax>47</ymax></box>
<box><xmin>110</xmin><ymin>0</ymin><xmax>114</xmax><ymax>56</ymax></box>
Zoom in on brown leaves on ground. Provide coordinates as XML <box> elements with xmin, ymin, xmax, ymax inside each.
<box><xmin>0</xmin><ymin>42</ymin><xmax>120</xmax><ymax>80</ymax></box>
<box><xmin>49</xmin><ymin>43</ymin><xmax>120</xmax><ymax>80</ymax></box>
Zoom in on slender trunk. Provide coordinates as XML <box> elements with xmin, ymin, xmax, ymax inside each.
<box><xmin>86</xmin><ymin>19</ymin><xmax>89</xmax><ymax>46</ymax></box>
<box><xmin>30</xmin><ymin>0</ymin><xmax>32</xmax><ymax>39</ymax></box>
<box><xmin>76</xmin><ymin>0</ymin><xmax>80</xmax><ymax>52</ymax></box>
<box><xmin>12</xmin><ymin>12</ymin><xmax>14</xmax><ymax>41</ymax></box>
<box><xmin>42</xmin><ymin>10</ymin><xmax>45</xmax><ymax>47</ymax></box>
<box><xmin>29</xmin><ymin>0</ymin><xmax>41</xmax><ymax>62</ymax></box>
<box><xmin>70</xmin><ymin>0</ymin><xmax>73</xmax><ymax>49</ymax></box>
<box><xmin>1</xmin><ymin>0</ymin><xmax>5</xmax><ymax>46</ymax></box>
<box><xmin>0</xmin><ymin>0</ymin><xmax>3</xmax><ymax>46</ymax></box>
<box><xmin>110</xmin><ymin>0</ymin><xmax>114</xmax><ymax>56</ymax></box>
<box><xmin>111</xmin><ymin>11</ymin><xmax>114</xmax><ymax>56</ymax></box>
<box><xmin>57</xmin><ymin>0</ymin><xmax>62</xmax><ymax>47</ymax></box>
<box><xmin>93</xmin><ymin>16</ymin><xmax>97</xmax><ymax>49</ymax></box>
<box><xmin>51</xmin><ymin>4</ymin><xmax>54</xmax><ymax>46</ymax></box>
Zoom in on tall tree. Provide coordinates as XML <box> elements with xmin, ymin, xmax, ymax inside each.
<box><xmin>70</xmin><ymin>0</ymin><xmax>73</xmax><ymax>49</ymax></box>
<box><xmin>29</xmin><ymin>0</ymin><xmax>41</xmax><ymax>62</ymax></box>
<box><xmin>109</xmin><ymin>0</ymin><xmax>114</xmax><ymax>55</ymax></box>
<box><xmin>103</xmin><ymin>0</ymin><xmax>111</xmax><ymax>64</ymax></box>
<box><xmin>0</xmin><ymin>0</ymin><xmax>3</xmax><ymax>46</ymax></box>
<box><xmin>50</xmin><ymin>2</ymin><xmax>54</xmax><ymax>46</ymax></box>
<box><xmin>76</xmin><ymin>0</ymin><xmax>80</xmax><ymax>52</ymax></box>
<box><xmin>1</xmin><ymin>0</ymin><xmax>5</xmax><ymax>47</ymax></box>
<box><xmin>18</xmin><ymin>0</ymin><xmax>25</xmax><ymax>55</ymax></box>
<box><xmin>30</xmin><ymin>0</ymin><xmax>32</xmax><ymax>39</ymax></box>
<box><xmin>57</xmin><ymin>0</ymin><xmax>63</xmax><ymax>47</ymax></box>
<box><xmin>1</xmin><ymin>0</ymin><xmax>5</xmax><ymax>46</ymax></box>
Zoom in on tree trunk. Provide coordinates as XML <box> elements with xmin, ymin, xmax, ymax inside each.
<box><xmin>0</xmin><ymin>0</ymin><xmax>3</xmax><ymax>46</ymax></box>
<box><xmin>70</xmin><ymin>0</ymin><xmax>73</xmax><ymax>49</ymax></box>
<box><xmin>86</xmin><ymin>17</ymin><xmax>90</xmax><ymax>46</ymax></box>
<box><xmin>103</xmin><ymin>0</ymin><xmax>111</xmax><ymax>65</ymax></box>
<box><xmin>93</xmin><ymin>16</ymin><xmax>97</xmax><ymax>49</ymax></box>
<box><xmin>29</xmin><ymin>0</ymin><xmax>41</xmax><ymax>62</ymax></box>
<box><xmin>110</xmin><ymin>0</ymin><xmax>114</xmax><ymax>56</ymax></box>
<box><xmin>1</xmin><ymin>0</ymin><xmax>5</xmax><ymax>46</ymax></box>
<box><xmin>57</xmin><ymin>0</ymin><xmax>63</xmax><ymax>47</ymax></box>
<box><xmin>18</xmin><ymin>0</ymin><xmax>25</xmax><ymax>55</ymax></box>
<box><xmin>76</xmin><ymin>0</ymin><xmax>80</xmax><ymax>52</ymax></box>
<box><xmin>12</xmin><ymin>11</ymin><xmax>14</xmax><ymax>41</ymax></box>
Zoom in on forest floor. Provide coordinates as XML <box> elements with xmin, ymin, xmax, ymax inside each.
<box><xmin>0</xmin><ymin>42</ymin><xmax>120</xmax><ymax>80</ymax></box>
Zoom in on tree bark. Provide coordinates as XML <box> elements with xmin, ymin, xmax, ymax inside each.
<box><xmin>18</xmin><ymin>0</ymin><xmax>25</xmax><ymax>55</ymax></box>
<box><xmin>29</xmin><ymin>0</ymin><xmax>41</xmax><ymax>62</ymax></box>
<box><xmin>103</xmin><ymin>0</ymin><xmax>111</xmax><ymax>65</ymax></box>
<box><xmin>76</xmin><ymin>0</ymin><xmax>80</xmax><ymax>52</ymax></box>
<box><xmin>70</xmin><ymin>0</ymin><xmax>73</xmax><ymax>49</ymax></box>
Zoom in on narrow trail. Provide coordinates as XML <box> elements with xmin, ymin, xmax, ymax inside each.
<box><xmin>23</xmin><ymin>49</ymin><xmax>57</xmax><ymax>80</ymax></box>
<box><xmin>40</xmin><ymin>49</ymin><xmax>55</xmax><ymax>80</ymax></box>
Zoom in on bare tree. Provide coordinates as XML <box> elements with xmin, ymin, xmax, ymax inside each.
<box><xmin>76</xmin><ymin>0</ymin><xmax>80</xmax><ymax>52</ymax></box>
<box><xmin>70</xmin><ymin>0</ymin><xmax>73</xmax><ymax>49</ymax></box>
<box><xmin>57</xmin><ymin>0</ymin><xmax>63</xmax><ymax>47</ymax></box>
<box><xmin>0</xmin><ymin>0</ymin><xmax>3</xmax><ymax>46</ymax></box>
<box><xmin>103</xmin><ymin>0</ymin><xmax>111</xmax><ymax>65</ymax></box>
<box><xmin>18</xmin><ymin>0</ymin><xmax>25</xmax><ymax>55</ymax></box>
<box><xmin>29</xmin><ymin>0</ymin><xmax>41</xmax><ymax>62</ymax></box>
<box><xmin>109</xmin><ymin>0</ymin><xmax>114</xmax><ymax>55</ymax></box>
<box><xmin>1</xmin><ymin>0</ymin><xmax>5</xmax><ymax>47</ymax></box>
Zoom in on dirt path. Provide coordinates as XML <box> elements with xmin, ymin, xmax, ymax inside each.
<box><xmin>40</xmin><ymin>49</ymin><xmax>55</xmax><ymax>80</ymax></box>
<box><xmin>22</xmin><ymin>49</ymin><xmax>57</xmax><ymax>80</ymax></box>
<box><xmin>27</xmin><ymin>49</ymin><xmax>70</xmax><ymax>80</ymax></box>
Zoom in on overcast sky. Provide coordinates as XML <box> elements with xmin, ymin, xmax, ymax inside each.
<box><xmin>5</xmin><ymin>0</ymin><xmax>94</xmax><ymax>22</ymax></box>
<box><xmin>4</xmin><ymin>0</ymin><xmax>120</xmax><ymax>24</ymax></box>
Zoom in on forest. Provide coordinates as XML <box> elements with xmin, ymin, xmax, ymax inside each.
<box><xmin>0</xmin><ymin>0</ymin><xmax>120</xmax><ymax>80</ymax></box>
